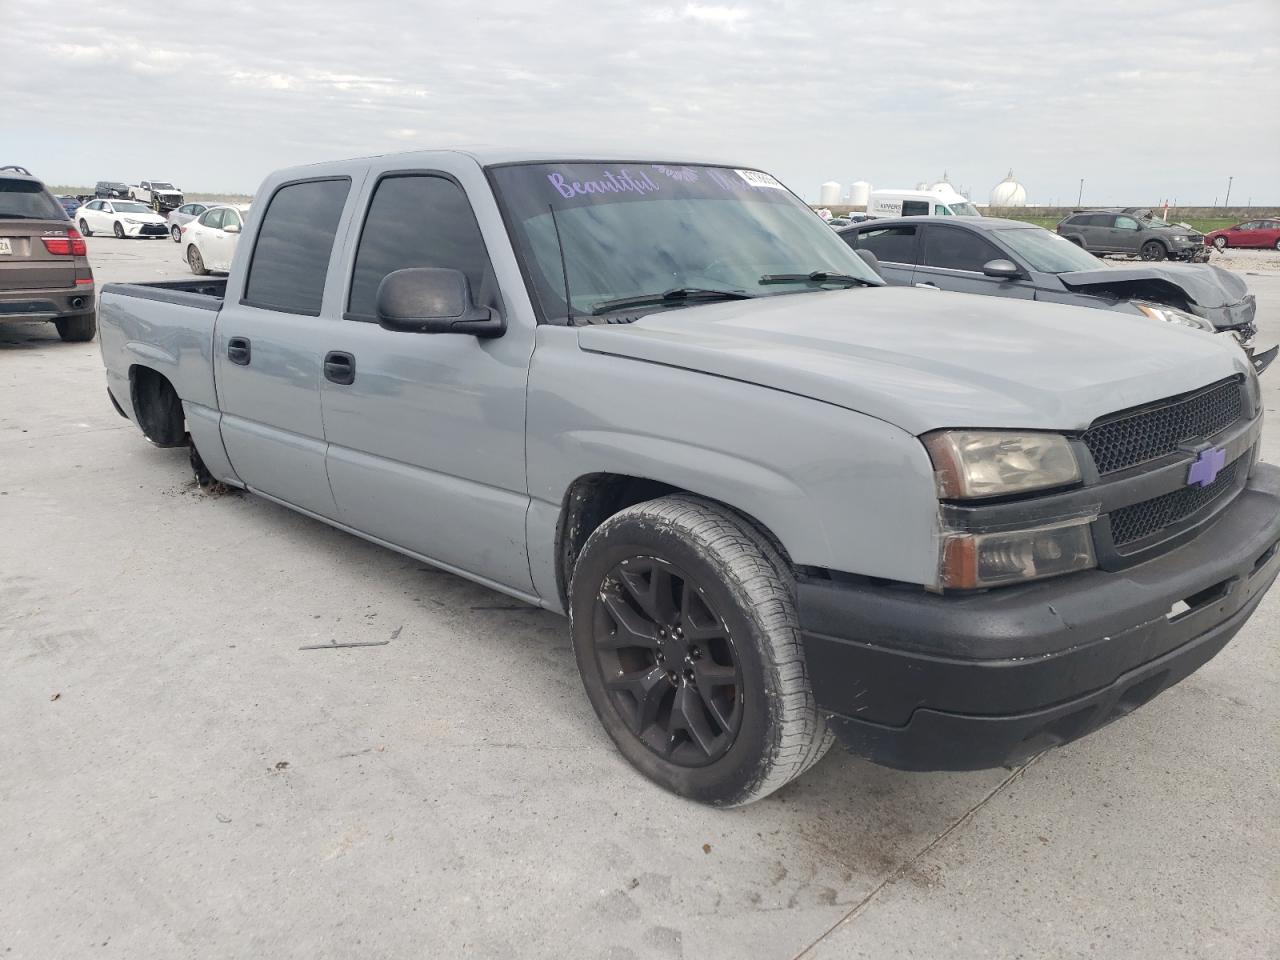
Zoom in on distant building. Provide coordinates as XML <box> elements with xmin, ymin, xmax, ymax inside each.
<box><xmin>990</xmin><ymin>170</ymin><xmax>1027</xmax><ymax>207</ymax></box>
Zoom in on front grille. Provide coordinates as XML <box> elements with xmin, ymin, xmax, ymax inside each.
<box><xmin>1109</xmin><ymin>458</ymin><xmax>1240</xmax><ymax>547</ymax></box>
<box><xmin>140</xmin><ymin>224</ymin><xmax>167</xmax><ymax>235</ymax></box>
<box><xmin>1083</xmin><ymin>378</ymin><xmax>1242</xmax><ymax>475</ymax></box>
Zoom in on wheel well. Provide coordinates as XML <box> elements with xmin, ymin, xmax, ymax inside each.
<box><xmin>128</xmin><ymin>365</ymin><xmax>187</xmax><ymax>446</ymax></box>
<box><xmin>554</xmin><ymin>472</ymin><xmax>793</xmax><ymax>610</ymax></box>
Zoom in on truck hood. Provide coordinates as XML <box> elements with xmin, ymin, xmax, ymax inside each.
<box><xmin>576</xmin><ymin>287</ymin><xmax>1250</xmax><ymax>435</ymax></box>
<box><xmin>1058</xmin><ymin>263</ymin><xmax>1247</xmax><ymax>309</ymax></box>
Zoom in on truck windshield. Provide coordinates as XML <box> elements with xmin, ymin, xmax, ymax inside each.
<box><xmin>996</xmin><ymin>227</ymin><xmax>1104</xmax><ymax>273</ymax></box>
<box><xmin>150</xmin><ymin>182</ymin><xmax>175</xmax><ymax>190</ymax></box>
<box><xmin>490</xmin><ymin>162</ymin><xmax>882</xmax><ymax>321</ymax></box>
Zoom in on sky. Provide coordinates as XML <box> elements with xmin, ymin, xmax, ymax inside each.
<box><xmin>1</xmin><ymin>0</ymin><xmax>1277</xmax><ymax>206</ymax></box>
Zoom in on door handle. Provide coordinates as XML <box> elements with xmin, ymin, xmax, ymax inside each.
<box><xmin>915</xmin><ymin>282</ymin><xmax>939</xmax><ymax>289</ymax></box>
<box><xmin>324</xmin><ymin>351</ymin><xmax>356</xmax><ymax>385</ymax></box>
<box><xmin>227</xmin><ymin>336</ymin><xmax>251</xmax><ymax>365</ymax></box>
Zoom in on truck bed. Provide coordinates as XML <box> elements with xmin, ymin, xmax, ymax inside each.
<box><xmin>100</xmin><ymin>277</ymin><xmax>228</xmax><ymax>310</ymax></box>
<box><xmin>99</xmin><ymin>278</ymin><xmax>227</xmax><ymax>422</ymax></box>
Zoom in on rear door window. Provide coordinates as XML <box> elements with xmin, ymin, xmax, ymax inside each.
<box><xmin>848</xmin><ymin>225</ymin><xmax>918</xmax><ymax>264</ymax></box>
<box><xmin>346</xmin><ymin>174</ymin><xmax>493</xmax><ymax>321</ymax></box>
<box><xmin>921</xmin><ymin>226</ymin><xmax>1004</xmax><ymax>272</ymax></box>
<box><xmin>243</xmin><ymin>178</ymin><xmax>350</xmax><ymax>316</ymax></box>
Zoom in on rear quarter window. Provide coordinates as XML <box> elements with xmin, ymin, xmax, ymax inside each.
<box><xmin>848</xmin><ymin>225</ymin><xmax>918</xmax><ymax>264</ymax></box>
<box><xmin>243</xmin><ymin>178</ymin><xmax>350</xmax><ymax>316</ymax></box>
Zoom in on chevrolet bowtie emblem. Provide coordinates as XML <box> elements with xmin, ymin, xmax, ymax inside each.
<box><xmin>1187</xmin><ymin>447</ymin><xmax>1226</xmax><ymax>487</ymax></box>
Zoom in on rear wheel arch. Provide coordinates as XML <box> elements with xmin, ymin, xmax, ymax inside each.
<box><xmin>128</xmin><ymin>365</ymin><xmax>187</xmax><ymax>446</ymax></box>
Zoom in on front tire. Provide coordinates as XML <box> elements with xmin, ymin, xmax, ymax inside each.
<box><xmin>1140</xmin><ymin>240</ymin><xmax>1166</xmax><ymax>260</ymax></box>
<box><xmin>569</xmin><ymin>495</ymin><xmax>832</xmax><ymax>806</ymax></box>
<box><xmin>187</xmin><ymin>245</ymin><xmax>208</xmax><ymax>275</ymax></box>
<box><xmin>1213</xmin><ymin>236</ymin><xmax>1228</xmax><ymax>251</ymax></box>
<box><xmin>54</xmin><ymin>313</ymin><xmax>97</xmax><ymax>342</ymax></box>
<box><xmin>113</xmin><ymin>221</ymin><xmax>125</xmax><ymax>239</ymax></box>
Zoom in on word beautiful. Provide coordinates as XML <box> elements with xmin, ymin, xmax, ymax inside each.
<box><xmin>547</xmin><ymin>168</ymin><xmax>659</xmax><ymax>199</ymax></box>
<box><xmin>545</xmin><ymin>165</ymin><xmax>783</xmax><ymax>201</ymax></box>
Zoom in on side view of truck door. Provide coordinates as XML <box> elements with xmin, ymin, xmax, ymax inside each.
<box><xmin>212</xmin><ymin>175</ymin><xmax>354</xmax><ymax>519</ymax></box>
<box><xmin>316</xmin><ymin>158</ymin><xmax>536</xmax><ymax>594</ymax></box>
<box><xmin>209</xmin><ymin>157</ymin><xmax>536</xmax><ymax>595</ymax></box>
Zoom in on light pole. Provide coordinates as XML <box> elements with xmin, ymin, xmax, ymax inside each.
<box><xmin>1224</xmin><ymin>176</ymin><xmax>1233</xmax><ymax>208</ymax></box>
<box><xmin>1077</xmin><ymin>178</ymin><xmax>1084</xmax><ymax>207</ymax></box>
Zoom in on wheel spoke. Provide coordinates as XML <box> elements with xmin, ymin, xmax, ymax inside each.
<box><xmin>694</xmin><ymin>679</ymin><xmax>735</xmax><ymax>732</ymax></box>
<box><xmin>671</xmin><ymin>684</ymin><xmax>719</xmax><ymax>756</ymax></box>
<box><xmin>620</xmin><ymin>560</ymin><xmax>677</xmax><ymax>625</ymax></box>
<box><xmin>607</xmin><ymin>665</ymin><xmax>670</xmax><ymax>732</ymax></box>
<box><xmin>693</xmin><ymin>660</ymin><xmax>736</xmax><ymax>689</ymax></box>
<box><xmin>680</xmin><ymin>590</ymin><xmax>726</xmax><ymax>641</ymax></box>
<box><xmin>597</xmin><ymin>592</ymin><xmax>659</xmax><ymax>650</ymax></box>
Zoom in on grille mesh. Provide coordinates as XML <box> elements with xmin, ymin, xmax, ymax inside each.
<box><xmin>1109</xmin><ymin>459</ymin><xmax>1240</xmax><ymax>547</ymax></box>
<box><xmin>1084</xmin><ymin>379</ymin><xmax>1242</xmax><ymax>475</ymax></box>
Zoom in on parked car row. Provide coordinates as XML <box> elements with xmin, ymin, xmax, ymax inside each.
<box><xmin>95</xmin><ymin>179</ymin><xmax>185</xmax><ymax>212</ymax></box>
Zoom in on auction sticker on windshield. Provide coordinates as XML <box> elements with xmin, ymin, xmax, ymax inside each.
<box><xmin>735</xmin><ymin>169</ymin><xmax>785</xmax><ymax>190</ymax></box>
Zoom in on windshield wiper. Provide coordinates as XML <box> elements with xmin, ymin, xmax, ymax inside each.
<box><xmin>590</xmin><ymin>287</ymin><xmax>755</xmax><ymax>316</ymax></box>
<box><xmin>759</xmin><ymin>270</ymin><xmax>879</xmax><ymax>287</ymax></box>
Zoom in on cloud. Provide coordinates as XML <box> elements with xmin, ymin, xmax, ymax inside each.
<box><xmin>1</xmin><ymin>0</ymin><xmax>1276</xmax><ymax>204</ymax></box>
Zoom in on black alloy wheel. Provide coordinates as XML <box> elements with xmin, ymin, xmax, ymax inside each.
<box><xmin>1140</xmin><ymin>240</ymin><xmax>1166</xmax><ymax>260</ymax></box>
<box><xmin>591</xmin><ymin>555</ymin><xmax>743</xmax><ymax>766</ymax></box>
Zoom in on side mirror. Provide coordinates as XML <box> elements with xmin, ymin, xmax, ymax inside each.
<box><xmin>376</xmin><ymin>267</ymin><xmax>505</xmax><ymax>338</ymax></box>
<box><xmin>224</xmin><ymin>222</ymin><xmax>241</xmax><ymax>234</ymax></box>
<box><xmin>853</xmin><ymin>247</ymin><xmax>885</xmax><ymax>280</ymax></box>
<box><xmin>981</xmin><ymin>258</ymin><xmax>1022</xmax><ymax>279</ymax></box>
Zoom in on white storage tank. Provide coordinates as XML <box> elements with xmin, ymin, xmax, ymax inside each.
<box><xmin>819</xmin><ymin>181</ymin><xmax>842</xmax><ymax>206</ymax></box>
<box><xmin>990</xmin><ymin>170</ymin><xmax>1027</xmax><ymax>207</ymax></box>
<box><xmin>848</xmin><ymin>180</ymin><xmax>871</xmax><ymax>206</ymax></box>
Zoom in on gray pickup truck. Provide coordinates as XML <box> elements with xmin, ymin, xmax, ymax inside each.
<box><xmin>98</xmin><ymin>149</ymin><xmax>1280</xmax><ymax>807</ymax></box>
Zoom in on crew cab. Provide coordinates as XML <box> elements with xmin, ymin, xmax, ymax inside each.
<box><xmin>130</xmin><ymin>179</ymin><xmax>184</xmax><ymax>212</ymax></box>
<box><xmin>98</xmin><ymin>149</ymin><xmax>1280</xmax><ymax>806</ymax></box>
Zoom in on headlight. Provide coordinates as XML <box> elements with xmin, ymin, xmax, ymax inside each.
<box><xmin>124</xmin><ymin>218</ymin><xmax>143</xmax><ymax>225</ymax></box>
<box><xmin>940</xmin><ymin>518</ymin><xmax>1096</xmax><ymax>589</ymax></box>
<box><xmin>922</xmin><ymin>430</ymin><xmax>1081</xmax><ymax>499</ymax></box>
<box><xmin>1135</xmin><ymin>303</ymin><xmax>1215</xmax><ymax>333</ymax></box>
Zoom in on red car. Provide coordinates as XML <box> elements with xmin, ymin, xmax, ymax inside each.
<box><xmin>1205</xmin><ymin>218</ymin><xmax>1280</xmax><ymax>251</ymax></box>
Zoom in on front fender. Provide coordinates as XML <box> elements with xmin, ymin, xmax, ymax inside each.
<box><xmin>525</xmin><ymin>327</ymin><xmax>941</xmax><ymax>607</ymax></box>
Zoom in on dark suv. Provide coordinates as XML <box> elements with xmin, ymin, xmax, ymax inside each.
<box><xmin>1057</xmin><ymin>208</ymin><xmax>1208</xmax><ymax>262</ymax></box>
<box><xmin>0</xmin><ymin>166</ymin><xmax>96</xmax><ymax>342</ymax></box>
<box><xmin>95</xmin><ymin>181</ymin><xmax>131</xmax><ymax>199</ymax></box>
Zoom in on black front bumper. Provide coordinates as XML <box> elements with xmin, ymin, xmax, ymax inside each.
<box><xmin>799</xmin><ymin>464</ymin><xmax>1280</xmax><ymax>771</ymax></box>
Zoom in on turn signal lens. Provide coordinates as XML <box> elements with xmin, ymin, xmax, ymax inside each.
<box><xmin>940</xmin><ymin>519</ymin><xmax>1096</xmax><ymax>589</ymax></box>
